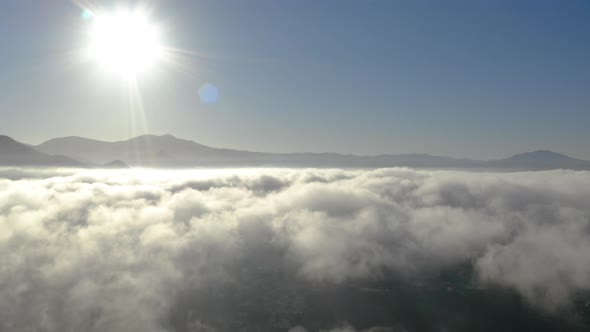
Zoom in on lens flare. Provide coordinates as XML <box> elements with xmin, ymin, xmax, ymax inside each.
<box><xmin>199</xmin><ymin>82</ymin><xmax>219</xmax><ymax>104</ymax></box>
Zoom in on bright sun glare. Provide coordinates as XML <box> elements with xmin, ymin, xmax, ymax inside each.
<box><xmin>88</xmin><ymin>10</ymin><xmax>163</xmax><ymax>78</ymax></box>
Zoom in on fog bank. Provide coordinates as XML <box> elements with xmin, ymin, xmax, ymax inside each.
<box><xmin>1</xmin><ymin>167</ymin><xmax>589</xmax><ymax>331</ymax></box>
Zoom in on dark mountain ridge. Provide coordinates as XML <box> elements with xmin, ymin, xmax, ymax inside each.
<box><xmin>2</xmin><ymin>134</ymin><xmax>588</xmax><ymax>170</ymax></box>
<box><xmin>35</xmin><ymin>134</ymin><xmax>485</xmax><ymax>168</ymax></box>
<box><xmin>486</xmin><ymin>150</ymin><xmax>590</xmax><ymax>170</ymax></box>
<box><xmin>0</xmin><ymin>135</ymin><xmax>83</xmax><ymax>167</ymax></box>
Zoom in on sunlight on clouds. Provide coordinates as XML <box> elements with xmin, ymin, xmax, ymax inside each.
<box><xmin>1</xmin><ymin>167</ymin><xmax>590</xmax><ymax>330</ymax></box>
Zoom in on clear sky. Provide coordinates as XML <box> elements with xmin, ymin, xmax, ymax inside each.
<box><xmin>1</xmin><ymin>0</ymin><xmax>589</xmax><ymax>159</ymax></box>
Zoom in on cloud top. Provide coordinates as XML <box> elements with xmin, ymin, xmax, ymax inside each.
<box><xmin>1</xmin><ymin>167</ymin><xmax>590</xmax><ymax>331</ymax></box>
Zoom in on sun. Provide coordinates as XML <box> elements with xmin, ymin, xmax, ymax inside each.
<box><xmin>87</xmin><ymin>9</ymin><xmax>163</xmax><ymax>78</ymax></box>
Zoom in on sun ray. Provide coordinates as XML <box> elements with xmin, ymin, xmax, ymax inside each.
<box><xmin>125</xmin><ymin>77</ymin><xmax>152</xmax><ymax>165</ymax></box>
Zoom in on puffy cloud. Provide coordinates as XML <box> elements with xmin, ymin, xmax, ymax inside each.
<box><xmin>0</xmin><ymin>167</ymin><xmax>590</xmax><ymax>331</ymax></box>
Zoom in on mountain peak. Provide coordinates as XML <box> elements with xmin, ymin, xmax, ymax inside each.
<box><xmin>0</xmin><ymin>135</ymin><xmax>17</xmax><ymax>143</ymax></box>
<box><xmin>0</xmin><ymin>135</ymin><xmax>32</xmax><ymax>153</ymax></box>
<box><xmin>485</xmin><ymin>149</ymin><xmax>590</xmax><ymax>170</ymax></box>
<box><xmin>0</xmin><ymin>134</ymin><xmax>83</xmax><ymax>167</ymax></box>
<box><xmin>508</xmin><ymin>150</ymin><xmax>574</xmax><ymax>161</ymax></box>
<box><xmin>127</xmin><ymin>133</ymin><xmax>179</xmax><ymax>142</ymax></box>
<box><xmin>103</xmin><ymin>160</ymin><xmax>129</xmax><ymax>168</ymax></box>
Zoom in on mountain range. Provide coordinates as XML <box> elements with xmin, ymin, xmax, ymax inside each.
<box><xmin>0</xmin><ymin>135</ymin><xmax>83</xmax><ymax>167</ymax></box>
<box><xmin>1</xmin><ymin>134</ymin><xmax>589</xmax><ymax>171</ymax></box>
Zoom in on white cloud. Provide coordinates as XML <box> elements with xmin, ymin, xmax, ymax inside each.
<box><xmin>1</xmin><ymin>167</ymin><xmax>590</xmax><ymax>331</ymax></box>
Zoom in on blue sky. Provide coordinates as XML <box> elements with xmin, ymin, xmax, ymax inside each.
<box><xmin>1</xmin><ymin>0</ymin><xmax>589</xmax><ymax>159</ymax></box>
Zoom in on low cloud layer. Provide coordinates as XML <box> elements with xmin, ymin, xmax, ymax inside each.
<box><xmin>1</xmin><ymin>167</ymin><xmax>590</xmax><ymax>331</ymax></box>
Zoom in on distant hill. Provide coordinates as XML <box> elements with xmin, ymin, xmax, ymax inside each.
<box><xmin>0</xmin><ymin>135</ymin><xmax>83</xmax><ymax>167</ymax></box>
<box><xmin>34</xmin><ymin>134</ymin><xmax>483</xmax><ymax>168</ymax></box>
<box><xmin>485</xmin><ymin>150</ymin><xmax>590</xmax><ymax>170</ymax></box>
<box><xmin>0</xmin><ymin>133</ymin><xmax>584</xmax><ymax>170</ymax></box>
<box><xmin>36</xmin><ymin>134</ymin><xmax>218</xmax><ymax>166</ymax></box>
<box><xmin>103</xmin><ymin>160</ymin><xmax>130</xmax><ymax>168</ymax></box>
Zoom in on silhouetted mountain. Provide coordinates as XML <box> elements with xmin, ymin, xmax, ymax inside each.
<box><xmin>103</xmin><ymin>160</ymin><xmax>129</xmax><ymax>168</ymax></box>
<box><xmin>37</xmin><ymin>134</ymin><xmax>218</xmax><ymax>166</ymax></box>
<box><xmin>0</xmin><ymin>135</ymin><xmax>83</xmax><ymax>167</ymax></box>
<box><xmin>35</xmin><ymin>134</ymin><xmax>482</xmax><ymax>168</ymax></box>
<box><xmin>25</xmin><ymin>134</ymin><xmax>590</xmax><ymax>170</ymax></box>
<box><xmin>486</xmin><ymin>150</ymin><xmax>590</xmax><ymax>170</ymax></box>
